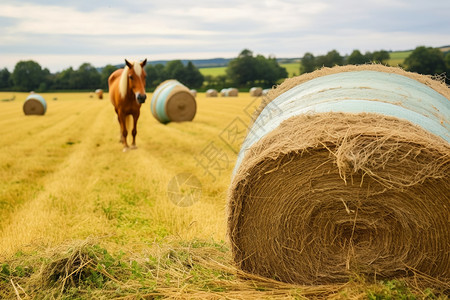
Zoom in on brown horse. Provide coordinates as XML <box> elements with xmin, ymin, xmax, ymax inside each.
<box><xmin>109</xmin><ymin>59</ymin><xmax>147</xmax><ymax>152</ymax></box>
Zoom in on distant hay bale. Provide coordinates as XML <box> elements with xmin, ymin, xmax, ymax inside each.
<box><xmin>227</xmin><ymin>88</ymin><xmax>238</xmax><ymax>97</ymax></box>
<box><xmin>23</xmin><ymin>94</ymin><xmax>47</xmax><ymax>115</ymax></box>
<box><xmin>228</xmin><ymin>65</ymin><xmax>450</xmax><ymax>285</ymax></box>
<box><xmin>206</xmin><ymin>89</ymin><xmax>218</xmax><ymax>97</ymax></box>
<box><xmin>262</xmin><ymin>88</ymin><xmax>270</xmax><ymax>96</ymax></box>
<box><xmin>151</xmin><ymin>79</ymin><xmax>197</xmax><ymax>124</ymax></box>
<box><xmin>221</xmin><ymin>88</ymin><xmax>239</xmax><ymax>97</ymax></box>
<box><xmin>249</xmin><ymin>87</ymin><xmax>263</xmax><ymax>96</ymax></box>
<box><xmin>95</xmin><ymin>89</ymin><xmax>104</xmax><ymax>99</ymax></box>
<box><xmin>190</xmin><ymin>89</ymin><xmax>197</xmax><ymax>97</ymax></box>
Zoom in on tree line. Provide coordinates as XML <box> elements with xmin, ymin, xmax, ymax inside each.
<box><xmin>300</xmin><ymin>46</ymin><xmax>450</xmax><ymax>80</ymax></box>
<box><xmin>0</xmin><ymin>50</ymin><xmax>288</xmax><ymax>92</ymax></box>
<box><xmin>0</xmin><ymin>46</ymin><xmax>448</xmax><ymax>92</ymax></box>
<box><xmin>0</xmin><ymin>60</ymin><xmax>206</xmax><ymax>92</ymax></box>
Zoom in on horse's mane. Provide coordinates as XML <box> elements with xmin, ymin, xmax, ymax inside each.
<box><xmin>119</xmin><ymin>65</ymin><xmax>129</xmax><ymax>99</ymax></box>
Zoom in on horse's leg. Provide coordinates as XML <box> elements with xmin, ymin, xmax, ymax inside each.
<box><xmin>130</xmin><ymin>111</ymin><xmax>140</xmax><ymax>149</ymax></box>
<box><xmin>118</xmin><ymin>111</ymin><xmax>130</xmax><ymax>151</ymax></box>
<box><xmin>115</xmin><ymin>108</ymin><xmax>122</xmax><ymax>143</ymax></box>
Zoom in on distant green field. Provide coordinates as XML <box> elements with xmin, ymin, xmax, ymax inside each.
<box><xmin>199</xmin><ymin>62</ymin><xmax>300</xmax><ymax>78</ymax></box>
<box><xmin>198</xmin><ymin>51</ymin><xmax>410</xmax><ymax>79</ymax></box>
<box><xmin>387</xmin><ymin>51</ymin><xmax>411</xmax><ymax>66</ymax></box>
<box><xmin>199</xmin><ymin>66</ymin><xmax>227</xmax><ymax>77</ymax></box>
<box><xmin>280</xmin><ymin>63</ymin><xmax>301</xmax><ymax>77</ymax></box>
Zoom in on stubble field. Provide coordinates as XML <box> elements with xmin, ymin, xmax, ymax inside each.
<box><xmin>0</xmin><ymin>92</ymin><xmax>442</xmax><ymax>299</ymax></box>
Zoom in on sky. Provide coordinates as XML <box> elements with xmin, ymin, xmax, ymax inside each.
<box><xmin>0</xmin><ymin>0</ymin><xmax>449</xmax><ymax>73</ymax></box>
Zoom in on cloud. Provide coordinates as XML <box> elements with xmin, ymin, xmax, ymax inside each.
<box><xmin>0</xmin><ymin>0</ymin><xmax>448</xmax><ymax>72</ymax></box>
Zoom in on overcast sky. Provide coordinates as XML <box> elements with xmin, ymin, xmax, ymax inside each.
<box><xmin>1</xmin><ymin>0</ymin><xmax>448</xmax><ymax>73</ymax></box>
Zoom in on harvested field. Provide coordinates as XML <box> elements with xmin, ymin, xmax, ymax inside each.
<box><xmin>0</xmin><ymin>89</ymin><xmax>448</xmax><ymax>299</ymax></box>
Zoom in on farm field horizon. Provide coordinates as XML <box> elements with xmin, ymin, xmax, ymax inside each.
<box><xmin>198</xmin><ymin>51</ymin><xmax>412</xmax><ymax>78</ymax></box>
<box><xmin>0</xmin><ymin>91</ymin><xmax>444</xmax><ymax>298</ymax></box>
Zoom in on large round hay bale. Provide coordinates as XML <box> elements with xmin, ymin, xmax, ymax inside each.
<box><xmin>249</xmin><ymin>87</ymin><xmax>263</xmax><ymax>96</ymax></box>
<box><xmin>206</xmin><ymin>89</ymin><xmax>218</xmax><ymax>97</ymax></box>
<box><xmin>150</xmin><ymin>80</ymin><xmax>197</xmax><ymax>124</ymax></box>
<box><xmin>23</xmin><ymin>94</ymin><xmax>47</xmax><ymax>115</ymax></box>
<box><xmin>228</xmin><ymin>65</ymin><xmax>450</xmax><ymax>285</ymax></box>
<box><xmin>190</xmin><ymin>89</ymin><xmax>197</xmax><ymax>97</ymax></box>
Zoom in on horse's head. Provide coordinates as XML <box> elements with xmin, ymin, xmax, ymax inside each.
<box><xmin>125</xmin><ymin>59</ymin><xmax>147</xmax><ymax>104</ymax></box>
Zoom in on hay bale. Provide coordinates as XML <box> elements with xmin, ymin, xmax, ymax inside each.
<box><xmin>23</xmin><ymin>94</ymin><xmax>47</xmax><ymax>115</ymax></box>
<box><xmin>262</xmin><ymin>88</ymin><xmax>270</xmax><ymax>96</ymax></box>
<box><xmin>221</xmin><ymin>88</ymin><xmax>239</xmax><ymax>97</ymax></box>
<box><xmin>151</xmin><ymin>79</ymin><xmax>197</xmax><ymax>124</ymax></box>
<box><xmin>190</xmin><ymin>89</ymin><xmax>197</xmax><ymax>97</ymax></box>
<box><xmin>206</xmin><ymin>89</ymin><xmax>218</xmax><ymax>97</ymax></box>
<box><xmin>220</xmin><ymin>88</ymin><xmax>229</xmax><ymax>96</ymax></box>
<box><xmin>249</xmin><ymin>87</ymin><xmax>263</xmax><ymax>96</ymax></box>
<box><xmin>227</xmin><ymin>88</ymin><xmax>238</xmax><ymax>97</ymax></box>
<box><xmin>228</xmin><ymin>65</ymin><xmax>450</xmax><ymax>285</ymax></box>
<box><xmin>95</xmin><ymin>89</ymin><xmax>103</xmax><ymax>99</ymax></box>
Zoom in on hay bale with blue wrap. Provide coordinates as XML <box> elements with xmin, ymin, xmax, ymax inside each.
<box><xmin>23</xmin><ymin>94</ymin><xmax>47</xmax><ymax>115</ymax></box>
<box><xmin>151</xmin><ymin>80</ymin><xmax>196</xmax><ymax>124</ymax></box>
<box><xmin>228</xmin><ymin>65</ymin><xmax>450</xmax><ymax>285</ymax></box>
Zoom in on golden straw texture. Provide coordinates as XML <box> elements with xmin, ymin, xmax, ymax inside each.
<box><xmin>228</xmin><ymin>65</ymin><xmax>450</xmax><ymax>285</ymax></box>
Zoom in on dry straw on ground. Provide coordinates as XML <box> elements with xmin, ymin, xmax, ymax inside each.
<box><xmin>2</xmin><ymin>238</ymin><xmax>446</xmax><ymax>299</ymax></box>
<box><xmin>228</xmin><ymin>65</ymin><xmax>450</xmax><ymax>285</ymax></box>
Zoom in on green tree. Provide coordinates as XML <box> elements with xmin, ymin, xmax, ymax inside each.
<box><xmin>404</xmin><ymin>46</ymin><xmax>446</xmax><ymax>75</ymax></box>
<box><xmin>72</xmin><ymin>63</ymin><xmax>101</xmax><ymax>90</ymax></box>
<box><xmin>12</xmin><ymin>60</ymin><xmax>46</xmax><ymax>91</ymax></box>
<box><xmin>165</xmin><ymin>60</ymin><xmax>187</xmax><ymax>83</ymax></box>
<box><xmin>444</xmin><ymin>52</ymin><xmax>450</xmax><ymax>70</ymax></box>
<box><xmin>0</xmin><ymin>68</ymin><xmax>13</xmax><ymax>89</ymax></box>
<box><xmin>227</xmin><ymin>49</ymin><xmax>287</xmax><ymax>87</ymax></box>
<box><xmin>445</xmin><ymin>52</ymin><xmax>450</xmax><ymax>71</ymax></box>
<box><xmin>371</xmin><ymin>50</ymin><xmax>390</xmax><ymax>64</ymax></box>
<box><xmin>315</xmin><ymin>50</ymin><xmax>343</xmax><ymax>68</ymax></box>
<box><xmin>226</xmin><ymin>49</ymin><xmax>258</xmax><ymax>86</ymax></box>
<box><xmin>37</xmin><ymin>68</ymin><xmax>52</xmax><ymax>92</ymax></box>
<box><xmin>145</xmin><ymin>63</ymin><xmax>168</xmax><ymax>88</ymax></box>
<box><xmin>300</xmin><ymin>52</ymin><xmax>316</xmax><ymax>74</ymax></box>
<box><xmin>204</xmin><ymin>74</ymin><xmax>228</xmax><ymax>90</ymax></box>
<box><xmin>255</xmin><ymin>55</ymin><xmax>287</xmax><ymax>86</ymax></box>
<box><xmin>53</xmin><ymin>67</ymin><xmax>76</xmax><ymax>90</ymax></box>
<box><xmin>183</xmin><ymin>61</ymin><xmax>204</xmax><ymax>89</ymax></box>
<box><xmin>445</xmin><ymin>52</ymin><xmax>450</xmax><ymax>83</ymax></box>
<box><xmin>101</xmin><ymin>64</ymin><xmax>118</xmax><ymax>90</ymax></box>
<box><xmin>347</xmin><ymin>50</ymin><xmax>368</xmax><ymax>65</ymax></box>
<box><xmin>326</xmin><ymin>50</ymin><xmax>344</xmax><ymax>67</ymax></box>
